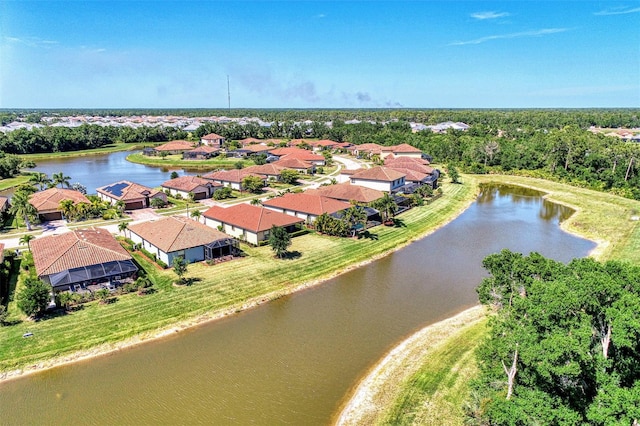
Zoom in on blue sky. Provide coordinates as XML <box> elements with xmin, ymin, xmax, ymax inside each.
<box><xmin>1</xmin><ymin>1</ymin><xmax>639</xmax><ymax>108</ymax></box>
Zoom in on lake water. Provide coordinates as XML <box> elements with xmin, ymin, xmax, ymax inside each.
<box><xmin>0</xmin><ymin>184</ymin><xmax>595</xmax><ymax>425</ymax></box>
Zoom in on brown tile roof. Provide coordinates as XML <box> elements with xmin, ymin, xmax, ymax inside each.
<box><xmin>203</xmin><ymin>204</ymin><xmax>303</xmax><ymax>233</ymax></box>
<box><xmin>161</xmin><ymin>176</ymin><xmax>219</xmax><ymax>192</ymax></box>
<box><xmin>201</xmin><ymin>133</ymin><xmax>224</xmax><ymax>140</ymax></box>
<box><xmin>354</xmin><ymin>143</ymin><xmax>384</xmax><ymax>154</ymax></box>
<box><xmin>244</xmin><ymin>144</ymin><xmax>273</xmax><ymax>153</ymax></box>
<box><xmin>350</xmin><ymin>166</ymin><xmax>406</xmax><ymax>182</ymax></box>
<box><xmin>314</xmin><ymin>139</ymin><xmax>338</xmax><ymax>147</ymax></box>
<box><xmin>202</xmin><ymin>169</ymin><xmax>267</xmax><ymax>183</ymax></box>
<box><xmin>392</xmin><ymin>143</ymin><xmax>423</xmax><ymax>153</ymax></box>
<box><xmin>0</xmin><ymin>196</ymin><xmax>8</xmax><ymax>211</ymax></box>
<box><xmin>29</xmin><ymin>188</ymin><xmax>90</xmax><ymax>213</ymax></box>
<box><xmin>385</xmin><ymin>159</ymin><xmax>434</xmax><ymax>174</ymax></box>
<box><xmin>97</xmin><ymin>181</ymin><xmax>164</xmax><ymax>202</ymax></box>
<box><xmin>388</xmin><ymin>167</ymin><xmax>429</xmax><ymax>182</ymax></box>
<box><xmin>187</xmin><ymin>146</ymin><xmax>220</xmax><ymax>154</ymax></box>
<box><xmin>128</xmin><ymin>216</ymin><xmax>230</xmax><ymax>253</ymax></box>
<box><xmin>0</xmin><ymin>243</ymin><xmax>4</xmax><ymax>261</ymax></box>
<box><xmin>31</xmin><ymin>229</ymin><xmax>133</xmax><ymax>277</ymax></box>
<box><xmin>243</xmin><ymin>164</ymin><xmax>284</xmax><ymax>176</ymax></box>
<box><xmin>155</xmin><ymin>140</ymin><xmax>195</xmax><ymax>151</ymax></box>
<box><xmin>384</xmin><ymin>155</ymin><xmax>430</xmax><ymax>166</ymax></box>
<box><xmin>280</xmin><ymin>150</ymin><xmax>325</xmax><ymax>162</ymax></box>
<box><xmin>263</xmin><ymin>193</ymin><xmax>351</xmax><ymax>216</ymax></box>
<box><xmin>238</xmin><ymin>137</ymin><xmax>262</xmax><ymax>145</ymax></box>
<box><xmin>272</xmin><ymin>158</ymin><xmax>314</xmax><ymax>170</ymax></box>
<box><xmin>307</xmin><ymin>183</ymin><xmax>384</xmax><ymax>204</ymax></box>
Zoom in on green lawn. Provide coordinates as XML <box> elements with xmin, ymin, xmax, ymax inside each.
<box><xmin>19</xmin><ymin>143</ymin><xmax>155</xmax><ymax>161</ymax></box>
<box><xmin>0</xmin><ymin>179</ymin><xmax>476</xmax><ymax>373</ymax></box>
<box><xmin>0</xmin><ymin>175</ymin><xmax>32</xmax><ymax>191</ymax></box>
<box><xmin>126</xmin><ymin>153</ymin><xmax>254</xmax><ymax>170</ymax></box>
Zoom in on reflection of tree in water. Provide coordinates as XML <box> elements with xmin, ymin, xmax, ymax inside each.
<box><xmin>477</xmin><ymin>183</ymin><xmax>545</xmax><ymax>205</ymax></box>
<box><xmin>539</xmin><ymin>199</ymin><xmax>574</xmax><ymax>223</ymax></box>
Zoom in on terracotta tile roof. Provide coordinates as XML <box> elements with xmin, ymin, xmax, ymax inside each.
<box><xmin>307</xmin><ymin>183</ymin><xmax>384</xmax><ymax>204</ymax></box>
<box><xmin>29</xmin><ymin>188</ymin><xmax>90</xmax><ymax>213</ymax></box>
<box><xmin>0</xmin><ymin>243</ymin><xmax>4</xmax><ymax>261</ymax></box>
<box><xmin>243</xmin><ymin>164</ymin><xmax>284</xmax><ymax>176</ymax></box>
<box><xmin>203</xmin><ymin>204</ymin><xmax>303</xmax><ymax>233</ymax></box>
<box><xmin>155</xmin><ymin>140</ymin><xmax>195</xmax><ymax>151</ymax></box>
<box><xmin>280</xmin><ymin>150</ymin><xmax>325</xmax><ymax>162</ymax></box>
<box><xmin>334</xmin><ymin>141</ymin><xmax>353</xmax><ymax>148</ymax></box>
<box><xmin>314</xmin><ymin>139</ymin><xmax>338</xmax><ymax>147</ymax></box>
<box><xmin>272</xmin><ymin>158</ymin><xmax>314</xmax><ymax>170</ymax></box>
<box><xmin>354</xmin><ymin>143</ymin><xmax>384</xmax><ymax>153</ymax></box>
<box><xmin>239</xmin><ymin>137</ymin><xmax>262</xmax><ymax>145</ymax></box>
<box><xmin>268</xmin><ymin>147</ymin><xmax>309</xmax><ymax>156</ymax></box>
<box><xmin>392</xmin><ymin>143</ymin><xmax>423</xmax><ymax>153</ymax></box>
<box><xmin>201</xmin><ymin>133</ymin><xmax>224</xmax><ymax>140</ymax></box>
<box><xmin>161</xmin><ymin>176</ymin><xmax>219</xmax><ymax>192</ymax></box>
<box><xmin>31</xmin><ymin>229</ymin><xmax>133</xmax><ymax>277</ymax></box>
<box><xmin>128</xmin><ymin>216</ymin><xmax>230</xmax><ymax>253</ymax></box>
<box><xmin>244</xmin><ymin>144</ymin><xmax>273</xmax><ymax>153</ymax></box>
<box><xmin>0</xmin><ymin>196</ymin><xmax>8</xmax><ymax>211</ymax></box>
<box><xmin>350</xmin><ymin>166</ymin><xmax>406</xmax><ymax>182</ymax></box>
<box><xmin>388</xmin><ymin>167</ymin><xmax>429</xmax><ymax>182</ymax></box>
<box><xmin>384</xmin><ymin>159</ymin><xmax>434</xmax><ymax>174</ymax></box>
<box><xmin>187</xmin><ymin>146</ymin><xmax>220</xmax><ymax>154</ymax></box>
<box><xmin>97</xmin><ymin>181</ymin><xmax>164</xmax><ymax>202</ymax></box>
<box><xmin>263</xmin><ymin>193</ymin><xmax>351</xmax><ymax>216</ymax></box>
<box><xmin>384</xmin><ymin>156</ymin><xmax>430</xmax><ymax>166</ymax></box>
<box><xmin>202</xmin><ymin>169</ymin><xmax>267</xmax><ymax>183</ymax></box>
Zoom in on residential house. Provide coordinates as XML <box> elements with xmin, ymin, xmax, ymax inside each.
<box><xmin>203</xmin><ymin>204</ymin><xmax>304</xmax><ymax>245</ymax></box>
<box><xmin>97</xmin><ymin>180</ymin><xmax>167</xmax><ymax>210</ymax></box>
<box><xmin>271</xmin><ymin>157</ymin><xmax>316</xmax><ymax>174</ymax></box>
<box><xmin>202</xmin><ymin>170</ymin><xmax>267</xmax><ymax>191</ymax></box>
<box><xmin>161</xmin><ymin>176</ymin><xmax>221</xmax><ymax>200</ymax></box>
<box><xmin>349</xmin><ymin>166</ymin><xmax>406</xmax><ymax>192</ymax></box>
<box><xmin>306</xmin><ymin>182</ymin><xmax>384</xmax><ymax>204</ymax></box>
<box><xmin>269</xmin><ymin>148</ymin><xmax>326</xmax><ymax>166</ymax></box>
<box><xmin>200</xmin><ymin>133</ymin><xmax>225</xmax><ymax>148</ymax></box>
<box><xmin>311</xmin><ymin>139</ymin><xmax>339</xmax><ymax>151</ymax></box>
<box><xmin>384</xmin><ymin>155</ymin><xmax>430</xmax><ymax>166</ymax></box>
<box><xmin>29</xmin><ymin>188</ymin><xmax>91</xmax><ymax>221</ymax></box>
<box><xmin>243</xmin><ymin>164</ymin><xmax>284</xmax><ymax>181</ymax></box>
<box><xmin>386</xmin><ymin>143</ymin><xmax>424</xmax><ymax>159</ymax></box>
<box><xmin>31</xmin><ymin>229</ymin><xmax>138</xmax><ymax>292</ymax></box>
<box><xmin>182</xmin><ymin>145</ymin><xmax>220</xmax><ymax>160</ymax></box>
<box><xmin>262</xmin><ymin>193</ymin><xmax>351</xmax><ymax>224</ymax></box>
<box><xmin>151</xmin><ymin>140</ymin><xmax>195</xmax><ymax>155</ymax></box>
<box><xmin>127</xmin><ymin>216</ymin><xmax>239</xmax><ymax>265</ymax></box>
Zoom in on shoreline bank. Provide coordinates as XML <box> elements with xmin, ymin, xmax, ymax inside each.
<box><xmin>0</xmin><ymin>179</ymin><xmax>480</xmax><ymax>383</ymax></box>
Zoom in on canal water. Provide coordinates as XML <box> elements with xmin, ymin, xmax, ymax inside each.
<box><xmin>0</xmin><ymin>184</ymin><xmax>595</xmax><ymax>425</ymax></box>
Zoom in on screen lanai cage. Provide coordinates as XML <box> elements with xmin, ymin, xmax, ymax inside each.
<box><xmin>44</xmin><ymin>260</ymin><xmax>138</xmax><ymax>289</ymax></box>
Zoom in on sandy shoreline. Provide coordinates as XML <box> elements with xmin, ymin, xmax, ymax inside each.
<box><xmin>0</xmin><ymin>185</ymin><xmax>480</xmax><ymax>384</ymax></box>
<box><xmin>335</xmin><ymin>305</ymin><xmax>488</xmax><ymax>425</ymax></box>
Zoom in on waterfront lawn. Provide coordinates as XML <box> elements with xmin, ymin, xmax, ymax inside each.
<box><xmin>0</xmin><ymin>175</ymin><xmax>32</xmax><ymax>191</ymax></box>
<box><xmin>126</xmin><ymin>153</ymin><xmax>254</xmax><ymax>170</ymax></box>
<box><xmin>18</xmin><ymin>143</ymin><xmax>157</xmax><ymax>161</ymax></box>
<box><xmin>0</xmin><ymin>179</ymin><xmax>476</xmax><ymax>373</ymax></box>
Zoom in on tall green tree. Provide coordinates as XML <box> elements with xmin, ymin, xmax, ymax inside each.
<box><xmin>280</xmin><ymin>169</ymin><xmax>300</xmax><ymax>185</ymax></box>
<box><xmin>241</xmin><ymin>175</ymin><xmax>264</xmax><ymax>193</ymax></box>
<box><xmin>9</xmin><ymin>189</ymin><xmax>38</xmax><ymax>230</ymax></box>
<box><xmin>17</xmin><ymin>277</ymin><xmax>51</xmax><ymax>317</ymax></box>
<box><xmin>52</xmin><ymin>171</ymin><xmax>71</xmax><ymax>188</ymax></box>
<box><xmin>172</xmin><ymin>256</ymin><xmax>188</xmax><ymax>284</ymax></box>
<box><xmin>19</xmin><ymin>234</ymin><xmax>35</xmax><ymax>251</ymax></box>
<box><xmin>372</xmin><ymin>192</ymin><xmax>397</xmax><ymax>223</ymax></box>
<box><xmin>268</xmin><ymin>225</ymin><xmax>291</xmax><ymax>259</ymax></box>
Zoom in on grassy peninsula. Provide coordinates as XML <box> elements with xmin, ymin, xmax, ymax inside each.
<box><xmin>126</xmin><ymin>153</ymin><xmax>254</xmax><ymax>170</ymax></box>
<box><xmin>337</xmin><ymin>175</ymin><xmax>640</xmax><ymax>425</ymax></box>
<box><xmin>0</xmin><ymin>178</ymin><xmax>476</xmax><ymax>377</ymax></box>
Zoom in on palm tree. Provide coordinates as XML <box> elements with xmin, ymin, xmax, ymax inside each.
<box><xmin>190</xmin><ymin>210</ymin><xmax>202</xmax><ymax>223</ymax></box>
<box><xmin>19</xmin><ymin>234</ymin><xmax>35</xmax><ymax>251</ymax></box>
<box><xmin>9</xmin><ymin>190</ymin><xmax>38</xmax><ymax>231</ymax></box>
<box><xmin>343</xmin><ymin>206</ymin><xmax>367</xmax><ymax>237</ymax></box>
<box><xmin>52</xmin><ymin>172</ymin><xmax>71</xmax><ymax>188</ymax></box>
<box><xmin>29</xmin><ymin>172</ymin><xmax>51</xmax><ymax>190</ymax></box>
<box><xmin>118</xmin><ymin>221</ymin><xmax>128</xmax><ymax>236</ymax></box>
<box><xmin>59</xmin><ymin>199</ymin><xmax>75</xmax><ymax>221</ymax></box>
<box><xmin>115</xmin><ymin>200</ymin><xmax>126</xmax><ymax>215</ymax></box>
<box><xmin>373</xmin><ymin>192</ymin><xmax>397</xmax><ymax>224</ymax></box>
<box><xmin>186</xmin><ymin>192</ymin><xmax>196</xmax><ymax>214</ymax></box>
<box><xmin>250</xmin><ymin>198</ymin><xmax>262</xmax><ymax>206</ymax></box>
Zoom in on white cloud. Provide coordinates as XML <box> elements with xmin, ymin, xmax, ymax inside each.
<box><xmin>316</xmin><ymin>13</ymin><xmax>326</xmax><ymax>19</ymax></box>
<box><xmin>471</xmin><ymin>11</ymin><xmax>510</xmax><ymax>20</ymax></box>
<box><xmin>449</xmin><ymin>28</ymin><xmax>569</xmax><ymax>46</ymax></box>
<box><xmin>594</xmin><ymin>6</ymin><xmax>640</xmax><ymax>16</ymax></box>
<box><xmin>3</xmin><ymin>36</ymin><xmax>59</xmax><ymax>48</ymax></box>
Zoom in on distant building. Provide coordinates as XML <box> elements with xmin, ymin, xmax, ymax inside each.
<box><xmin>200</xmin><ymin>133</ymin><xmax>225</xmax><ymax>148</ymax></box>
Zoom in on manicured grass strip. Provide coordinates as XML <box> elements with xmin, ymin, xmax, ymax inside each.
<box><xmin>0</xmin><ymin>180</ymin><xmax>476</xmax><ymax>374</ymax></box>
<box><xmin>381</xmin><ymin>319</ymin><xmax>487</xmax><ymax>425</ymax></box>
<box><xmin>18</xmin><ymin>143</ymin><xmax>154</xmax><ymax>160</ymax></box>
<box><xmin>474</xmin><ymin>175</ymin><xmax>640</xmax><ymax>263</ymax></box>
<box><xmin>0</xmin><ymin>175</ymin><xmax>32</xmax><ymax>191</ymax></box>
<box><xmin>126</xmin><ymin>153</ymin><xmax>254</xmax><ymax>170</ymax></box>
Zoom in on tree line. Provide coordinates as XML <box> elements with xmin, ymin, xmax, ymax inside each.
<box><xmin>469</xmin><ymin>250</ymin><xmax>640</xmax><ymax>425</ymax></box>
